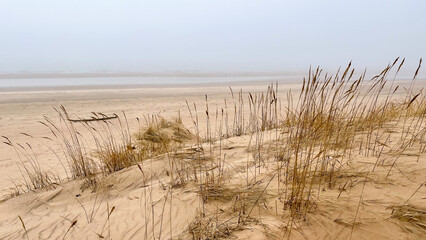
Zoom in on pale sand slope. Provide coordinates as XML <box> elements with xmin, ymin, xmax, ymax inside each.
<box><xmin>0</xmin><ymin>80</ymin><xmax>425</xmax><ymax>239</ymax></box>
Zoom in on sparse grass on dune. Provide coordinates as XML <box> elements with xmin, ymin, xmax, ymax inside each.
<box><xmin>3</xmin><ymin>107</ymin><xmax>195</xmax><ymax>195</ymax></box>
<box><xmin>2</xmin><ymin>136</ymin><xmax>60</xmax><ymax>196</ymax></box>
<box><xmin>183</xmin><ymin>58</ymin><xmax>425</xmax><ymax>239</ymax></box>
<box><xmin>2</xmin><ymin>59</ymin><xmax>425</xmax><ymax>239</ymax></box>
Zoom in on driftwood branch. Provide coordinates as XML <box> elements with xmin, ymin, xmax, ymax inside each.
<box><xmin>67</xmin><ymin>115</ymin><xmax>118</xmax><ymax>122</ymax></box>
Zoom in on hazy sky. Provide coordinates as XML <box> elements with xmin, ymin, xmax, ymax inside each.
<box><xmin>1</xmin><ymin>0</ymin><xmax>425</xmax><ymax>73</ymax></box>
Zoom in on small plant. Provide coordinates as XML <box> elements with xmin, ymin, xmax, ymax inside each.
<box><xmin>3</xmin><ymin>136</ymin><xmax>59</xmax><ymax>193</ymax></box>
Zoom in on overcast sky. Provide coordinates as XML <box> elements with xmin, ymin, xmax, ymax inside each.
<box><xmin>0</xmin><ymin>0</ymin><xmax>425</xmax><ymax>73</ymax></box>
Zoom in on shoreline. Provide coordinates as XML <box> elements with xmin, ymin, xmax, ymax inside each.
<box><xmin>0</xmin><ymin>71</ymin><xmax>306</xmax><ymax>79</ymax></box>
<box><xmin>1</xmin><ymin>77</ymin><xmax>424</xmax><ymax>93</ymax></box>
<box><xmin>0</xmin><ymin>78</ymin><xmax>302</xmax><ymax>93</ymax></box>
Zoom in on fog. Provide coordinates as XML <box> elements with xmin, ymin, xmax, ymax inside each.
<box><xmin>0</xmin><ymin>0</ymin><xmax>425</xmax><ymax>73</ymax></box>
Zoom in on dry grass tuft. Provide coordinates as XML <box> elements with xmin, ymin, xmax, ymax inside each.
<box><xmin>390</xmin><ymin>205</ymin><xmax>426</xmax><ymax>231</ymax></box>
<box><xmin>187</xmin><ymin>212</ymin><xmax>245</xmax><ymax>240</ymax></box>
<box><xmin>2</xmin><ymin>136</ymin><xmax>59</xmax><ymax>193</ymax></box>
<box><xmin>136</xmin><ymin>117</ymin><xmax>194</xmax><ymax>158</ymax></box>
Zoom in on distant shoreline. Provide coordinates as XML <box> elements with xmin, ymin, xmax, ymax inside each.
<box><xmin>0</xmin><ymin>76</ymin><xmax>303</xmax><ymax>92</ymax></box>
<box><xmin>0</xmin><ymin>76</ymin><xmax>423</xmax><ymax>93</ymax></box>
<box><xmin>0</xmin><ymin>71</ymin><xmax>305</xmax><ymax>79</ymax></box>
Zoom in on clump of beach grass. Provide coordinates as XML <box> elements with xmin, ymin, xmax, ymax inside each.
<box><xmin>135</xmin><ymin>116</ymin><xmax>194</xmax><ymax>158</ymax></box>
<box><xmin>390</xmin><ymin>205</ymin><xmax>426</xmax><ymax>231</ymax></box>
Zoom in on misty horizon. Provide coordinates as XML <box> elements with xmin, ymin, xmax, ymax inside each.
<box><xmin>1</xmin><ymin>0</ymin><xmax>425</xmax><ymax>74</ymax></box>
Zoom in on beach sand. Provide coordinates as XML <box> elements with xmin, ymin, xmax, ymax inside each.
<box><xmin>0</xmin><ymin>81</ymin><xmax>299</xmax><ymax>195</ymax></box>
<box><xmin>0</xmin><ymin>79</ymin><xmax>425</xmax><ymax>239</ymax></box>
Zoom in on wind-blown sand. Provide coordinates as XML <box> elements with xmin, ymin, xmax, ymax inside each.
<box><xmin>0</xmin><ymin>79</ymin><xmax>425</xmax><ymax>239</ymax></box>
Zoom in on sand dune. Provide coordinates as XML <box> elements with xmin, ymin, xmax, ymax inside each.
<box><xmin>0</xmin><ymin>76</ymin><xmax>425</xmax><ymax>239</ymax></box>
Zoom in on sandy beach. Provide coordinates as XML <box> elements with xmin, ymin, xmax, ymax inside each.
<box><xmin>0</xmin><ymin>77</ymin><xmax>425</xmax><ymax>239</ymax></box>
<box><xmin>2</xmin><ymin>0</ymin><xmax>425</xmax><ymax>239</ymax></box>
<box><xmin>0</xmin><ymin>80</ymin><xmax>302</xmax><ymax>196</ymax></box>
